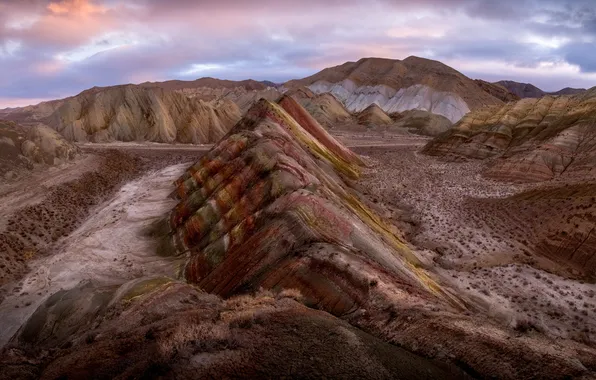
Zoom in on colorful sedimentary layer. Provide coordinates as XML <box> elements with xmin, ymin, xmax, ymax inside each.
<box><xmin>157</xmin><ymin>97</ymin><xmax>454</xmax><ymax>317</ymax></box>
<box><xmin>284</xmin><ymin>56</ymin><xmax>503</xmax><ymax>123</ymax></box>
<box><xmin>44</xmin><ymin>85</ymin><xmax>242</xmax><ymax>143</ymax></box>
<box><xmin>424</xmin><ymin>87</ymin><xmax>596</xmax><ymax>182</ymax></box>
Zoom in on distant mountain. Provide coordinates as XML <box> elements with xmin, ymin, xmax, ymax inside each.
<box><xmin>474</xmin><ymin>80</ymin><xmax>520</xmax><ymax>102</ymax></box>
<box><xmin>284</xmin><ymin>56</ymin><xmax>503</xmax><ymax>123</ymax></box>
<box><xmin>495</xmin><ymin>80</ymin><xmax>586</xmax><ymax>98</ymax></box>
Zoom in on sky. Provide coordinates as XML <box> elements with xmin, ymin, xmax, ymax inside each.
<box><xmin>1</xmin><ymin>0</ymin><xmax>596</xmax><ymax>108</ymax></box>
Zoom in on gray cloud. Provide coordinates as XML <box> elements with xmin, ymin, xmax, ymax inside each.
<box><xmin>0</xmin><ymin>0</ymin><xmax>595</xmax><ymax>106</ymax></box>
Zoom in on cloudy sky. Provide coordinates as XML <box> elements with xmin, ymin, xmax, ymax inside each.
<box><xmin>1</xmin><ymin>0</ymin><xmax>596</xmax><ymax>107</ymax></box>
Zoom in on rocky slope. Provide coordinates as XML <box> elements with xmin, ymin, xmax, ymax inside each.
<box><xmin>474</xmin><ymin>79</ymin><xmax>520</xmax><ymax>102</ymax></box>
<box><xmin>285</xmin><ymin>56</ymin><xmax>503</xmax><ymax>123</ymax></box>
<box><xmin>496</xmin><ymin>80</ymin><xmax>586</xmax><ymax>98</ymax></box>
<box><xmin>0</xmin><ymin>121</ymin><xmax>78</xmax><ymax>179</ymax></box>
<box><xmin>141</xmin><ymin>77</ymin><xmax>282</xmax><ymax>113</ymax></box>
<box><xmin>424</xmin><ymin>87</ymin><xmax>596</xmax><ymax>182</ymax></box>
<box><xmin>357</xmin><ymin>103</ymin><xmax>393</xmax><ymax>126</ymax></box>
<box><xmin>285</xmin><ymin>87</ymin><xmax>352</xmax><ymax>128</ymax></box>
<box><xmin>45</xmin><ymin>85</ymin><xmax>241</xmax><ymax>143</ymax></box>
<box><xmin>390</xmin><ymin>110</ymin><xmax>453</xmax><ymax>136</ymax></box>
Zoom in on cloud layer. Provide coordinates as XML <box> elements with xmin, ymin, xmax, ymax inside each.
<box><xmin>1</xmin><ymin>0</ymin><xmax>595</xmax><ymax>107</ymax></box>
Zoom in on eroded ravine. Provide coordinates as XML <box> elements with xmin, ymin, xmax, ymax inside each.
<box><xmin>0</xmin><ymin>162</ymin><xmax>190</xmax><ymax>346</ymax></box>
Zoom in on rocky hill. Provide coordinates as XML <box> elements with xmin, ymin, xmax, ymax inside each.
<box><xmin>140</xmin><ymin>77</ymin><xmax>282</xmax><ymax>113</ymax></box>
<box><xmin>496</xmin><ymin>80</ymin><xmax>586</xmax><ymax>98</ymax></box>
<box><xmin>423</xmin><ymin>86</ymin><xmax>596</xmax><ymax>182</ymax></box>
<box><xmin>43</xmin><ymin>85</ymin><xmax>241</xmax><ymax>143</ymax></box>
<box><xmin>284</xmin><ymin>56</ymin><xmax>503</xmax><ymax>123</ymax></box>
<box><xmin>474</xmin><ymin>80</ymin><xmax>520</xmax><ymax>102</ymax></box>
<box><xmin>356</xmin><ymin>103</ymin><xmax>393</xmax><ymax>126</ymax></box>
<box><xmin>0</xmin><ymin>120</ymin><xmax>78</xmax><ymax>179</ymax></box>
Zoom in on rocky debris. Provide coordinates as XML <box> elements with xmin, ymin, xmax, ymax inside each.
<box><xmin>356</xmin><ymin>143</ymin><xmax>596</xmax><ymax>346</ymax></box>
<box><xmin>0</xmin><ymin>121</ymin><xmax>78</xmax><ymax>178</ymax></box>
<box><xmin>496</xmin><ymin>80</ymin><xmax>586</xmax><ymax>98</ymax></box>
<box><xmin>423</xmin><ymin>87</ymin><xmax>596</xmax><ymax>182</ymax></box>
<box><xmin>285</xmin><ymin>56</ymin><xmax>503</xmax><ymax>122</ymax></box>
<box><xmin>1</xmin><ymin>279</ymin><xmax>469</xmax><ymax>380</ymax></box>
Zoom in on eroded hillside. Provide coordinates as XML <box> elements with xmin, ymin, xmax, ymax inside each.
<box><xmin>424</xmin><ymin>87</ymin><xmax>596</xmax><ymax>182</ymax></box>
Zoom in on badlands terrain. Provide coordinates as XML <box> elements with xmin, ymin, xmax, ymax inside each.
<box><xmin>0</xmin><ymin>56</ymin><xmax>595</xmax><ymax>379</ymax></box>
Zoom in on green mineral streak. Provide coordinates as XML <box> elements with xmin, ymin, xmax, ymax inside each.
<box><xmin>120</xmin><ymin>277</ymin><xmax>173</xmax><ymax>302</ymax></box>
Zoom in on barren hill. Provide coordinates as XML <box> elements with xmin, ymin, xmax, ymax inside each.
<box><xmin>0</xmin><ymin>120</ymin><xmax>78</xmax><ymax>179</ymax></box>
<box><xmin>496</xmin><ymin>80</ymin><xmax>586</xmax><ymax>98</ymax></box>
<box><xmin>474</xmin><ymin>80</ymin><xmax>520</xmax><ymax>102</ymax></box>
<box><xmin>357</xmin><ymin>103</ymin><xmax>393</xmax><ymax>126</ymax></box>
<box><xmin>44</xmin><ymin>85</ymin><xmax>241</xmax><ymax>143</ymax></box>
<box><xmin>424</xmin><ymin>86</ymin><xmax>596</xmax><ymax>182</ymax></box>
<box><xmin>286</xmin><ymin>87</ymin><xmax>352</xmax><ymax>127</ymax></box>
<box><xmin>284</xmin><ymin>56</ymin><xmax>503</xmax><ymax>123</ymax></box>
<box><xmin>141</xmin><ymin>77</ymin><xmax>282</xmax><ymax>113</ymax></box>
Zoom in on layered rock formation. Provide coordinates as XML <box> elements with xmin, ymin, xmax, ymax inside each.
<box><xmin>496</xmin><ymin>80</ymin><xmax>586</xmax><ymax>98</ymax></box>
<box><xmin>0</xmin><ymin>121</ymin><xmax>78</xmax><ymax>178</ymax></box>
<box><xmin>286</xmin><ymin>87</ymin><xmax>352</xmax><ymax>128</ymax></box>
<box><xmin>45</xmin><ymin>85</ymin><xmax>241</xmax><ymax>143</ymax></box>
<box><xmin>357</xmin><ymin>103</ymin><xmax>393</xmax><ymax>126</ymax></box>
<box><xmin>424</xmin><ymin>87</ymin><xmax>596</xmax><ymax>182</ymax></box>
<box><xmin>285</xmin><ymin>56</ymin><xmax>503</xmax><ymax>122</ymax></box>
<box><xmin>3</xmin><ymin>98</ymin><xmax>596</xmax><ymax>379</ymax></box>
<box><xmin>156</xmin><ymin>95</ymin><xmax>446</xmax><ymax>314</ymax></box>
<box><xmin>141</xmin><ymin>77</ymin><xmax>282</xmax><ymax>113</ymax></box>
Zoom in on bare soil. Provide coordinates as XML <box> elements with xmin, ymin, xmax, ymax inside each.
<box><xmin>354</xmin><ymin>141</ymin><xmax>596</xmax><ymax>345</ymax></box>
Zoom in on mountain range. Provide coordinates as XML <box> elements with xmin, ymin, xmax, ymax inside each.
<box><xmin>0</xmin><ymin>56</ymin><xmax>591</xmax><ymax>146</ymax></box>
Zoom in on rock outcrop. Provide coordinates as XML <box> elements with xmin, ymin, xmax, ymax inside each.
<box><xmin>357</xmin><ymin>103</ymin><xmax>393</xmax><ymax>126</ymax></box>
<box><xmin>0</xmin><ymin>121</ymin><xmax>78</xmax><ymax>177</ymax></box>
<box><xmin>286</xmin><ymin>87</ymin><xmax>352</xmax><ymax>128</ymax></box>
<box><xmin>285</xmin><ymin>56</ymin><xmax>503</xmax><ymax>122</ymax></box>
<box><xmin>46</xmin><ymin>85</ymin><xmax>241</xmax><ymax>143</ymax></box>
<box><xmin>424</xmin><ymin>87</ymin><xmax>596</xmax><ymax>182</ymax></box>
<box><xmin>156</xmin><ymin>95</ymin><xmax>444</xmax><ymax>315</ymax></box>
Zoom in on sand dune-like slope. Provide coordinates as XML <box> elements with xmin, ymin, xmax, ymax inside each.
<box><xmin>0</xmin><ymin>121</ymin><xmax>78</xmax><ymax>178</ymax></box>
<box><xmin>285</xmin><ymin>56</ymin><xmax>503</xmax><ymax>122</ymax></box>
<box><xmin>45</xmin><ymin>85</ymin><xmax>241</xmax><ymax>143</ymax></box>
<box><xmin>424</xmin><ymin>87</ymin><xmax>596</xmax><ymax>182</ymax></box>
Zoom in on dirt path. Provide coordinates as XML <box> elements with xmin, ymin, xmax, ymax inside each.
<box><xmin>0</xmin><ymin>162</ymin><xmax>190</xmax><ymax>346</ymax></box>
